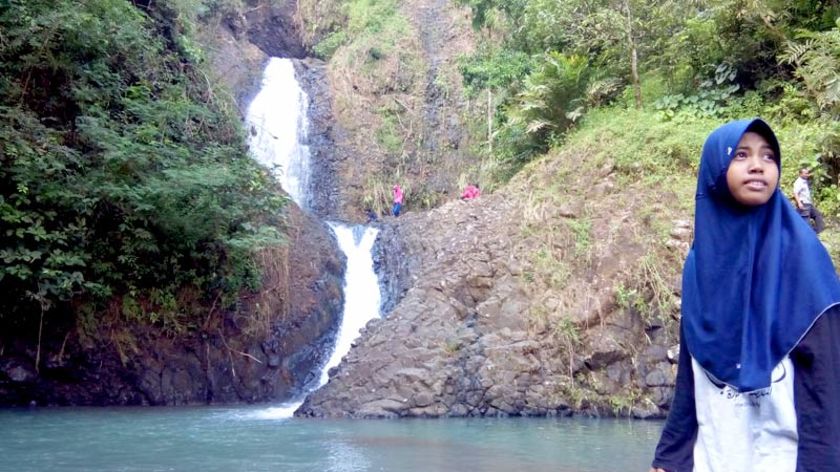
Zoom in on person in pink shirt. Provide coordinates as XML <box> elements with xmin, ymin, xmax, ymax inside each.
<box><xmin>392</xmin><ymin>184</ymin><xmax>404</xmax><ymax>216</ymax></box>
<box><xmin>461</xmin><ymin>183</ymin><xmax>481</xmax><ymax>200</ymax></box>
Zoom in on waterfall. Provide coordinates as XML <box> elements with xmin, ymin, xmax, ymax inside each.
<box><xmin>245</xmin><ymin>58</ymin><xmax>382</xmax><ymax>420</ymax></box>
<box><xmin>319</xmin><ymin>224</ymin><xmax>381</xmax><ymax>386</ymax></box>
<box><xmin>246</xmin><ymin>57</ymin><xmax>311</xmax><ymax>210</ymax></box>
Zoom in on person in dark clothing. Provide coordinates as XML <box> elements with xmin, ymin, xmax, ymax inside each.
<box><xmin>649</xmin><ymin>119</ymin><xmax>840</xmax><ymax>472</ymax></box>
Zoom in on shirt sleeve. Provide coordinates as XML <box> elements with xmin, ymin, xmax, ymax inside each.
<box><xmin>792</xmin><ymin>305</ymin><xmax>840</xmax><ymax>472</ymax></box>
<box><xmin>651</xmin><ymin>325</ymin><xmax>698</xmax><ymax>472</ymax></box>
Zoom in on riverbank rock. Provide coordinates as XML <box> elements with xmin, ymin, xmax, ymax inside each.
<box><xmin>0</xmin><ymin>206</ymin><xmax>345</xmax><ymax>406</ymax></box>
<box><xmin>298</xmin><ymin>149</ymin><xmax>686</xmax><ymax>419</ymax></box>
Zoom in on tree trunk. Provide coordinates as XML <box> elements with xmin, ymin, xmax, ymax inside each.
<box><xmin>624</xmin><ymin>0</ymin><xmax>642</xmax><ymax>109</ymax></box>
<box><xmin>487</xmin><ymin>88</ymin><xmax>493</xmax><ymax>153</ymax></box>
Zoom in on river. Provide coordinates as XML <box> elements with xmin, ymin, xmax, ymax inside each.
<box><xmin>0</xmin><ymin>407</ymin><xmax>660</xmax><ymax>471</ymax></box>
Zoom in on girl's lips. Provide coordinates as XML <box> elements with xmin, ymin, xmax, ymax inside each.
<box><xmin>744</xmin><ymin>179</ymin><xmax>767</xmax><ymax>190</ymax></box>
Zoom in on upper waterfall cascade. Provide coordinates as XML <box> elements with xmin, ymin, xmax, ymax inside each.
<box><xmin>246</xmin><ymin>57</ymin><xmax>312</xmax><ymax>210</ymax></box>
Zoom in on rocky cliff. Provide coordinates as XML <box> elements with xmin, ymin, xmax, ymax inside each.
<box><xmin>299</xmin><ymin>145</ymin><xmax>691</xmax><ymax>418</ymax></box>
<box><xmin>296</xmin><ymin>0</ymin><xmax>479</xmax><ymax>221</ymax></box>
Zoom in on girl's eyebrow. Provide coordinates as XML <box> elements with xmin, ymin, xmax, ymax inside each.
<box><xmin>735</xmin><ymin>144</ymin><xmax>774</xmax><ymax>150</ymax></box>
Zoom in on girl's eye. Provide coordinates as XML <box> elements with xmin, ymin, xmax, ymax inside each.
<box><xmin>734</xmin><ymin>151</ymin><xmax>748</xmax><ymax>159</ymax></box>
<box><xmin>763</xmin><ymin>153</ymin><xmax>776</xmax><ymax>161</ymax></box>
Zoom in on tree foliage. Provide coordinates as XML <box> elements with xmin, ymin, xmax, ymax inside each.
<box><xmin>0</xmin><ymin>0</ymin><xmax>287</xmax><ymax>327</ymax></box>
<box><xmin>455</xmin><ymin>0</ymin><xmax>840</xmax><ymax>178</ymax></box>
<box><xmin>782</xmin><ymin>19</ymin><xmax>840</xmax><ymax>116</ymax></box>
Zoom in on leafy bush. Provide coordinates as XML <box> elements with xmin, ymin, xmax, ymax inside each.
<box><xmin>0</xmin><ymin>0</ymin><xmax>286</xmax><ymax>326</ymax></box>
<box><xmin>512</xmin><ymin>52</ymin><xmax>589</xmax><ymax>133</ymax></box>
<box><xmin>314</xmin><ymin>30</ymin><xmax>349</xmax><ymax>59</ymax></box>
<box><xmin>490</xmin><ymin>52</ymin><xmax>591</xmax><ymax>169</ymax></box>
<box><xmin>459</xmin><ymin>46</ymin><xmax>532</xmax><ymax>96</ymax></box>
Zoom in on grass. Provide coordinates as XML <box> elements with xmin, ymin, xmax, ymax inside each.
<box><xmin>532</xmin><ymin>246</ymin><xmax>571</xmax><ymax>289</ymax></box>
<box><xmin>566</xmin><ymin>218</ymin><xmax>592</xmax><ymax>256</ymax></box>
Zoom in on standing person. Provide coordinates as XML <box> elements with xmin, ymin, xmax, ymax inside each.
<box><xmin>793</xmin><ymin>168</ymin><xmax>826</xmax><ymax>233</ymax></box>
<box><xmin>392</xmin><ymin>184</ymin><xmax>404</xmax><ymax>217</ymax></box>
<box><xmin>649</xmin><ymin>119</ymin><xmax>840</xmax><ymax>472</ymax></box>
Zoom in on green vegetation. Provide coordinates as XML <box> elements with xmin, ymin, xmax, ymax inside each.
<box><xmin>0</xmin><ymin>0</ymin><xmax>287</xmax><ymax>332</ymax></box>
<box><xmin>454</xmin><ymin>0</ymin><xmax>840</xmax><ymax>203</ymax></box>
<box><xmin>309</xmin><ymin>0</ymin><xmax>414</xmax><ymax>66</ymax></box>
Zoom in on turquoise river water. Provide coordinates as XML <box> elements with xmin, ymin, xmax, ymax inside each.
<box><xmin>0</xmin><ymin>406</ymin><xmax>662</xmax><ymax>472</ymax></box>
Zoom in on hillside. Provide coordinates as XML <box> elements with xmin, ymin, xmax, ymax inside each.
<box><xmin>297</xmin><ymin>0</ymin><xmax>481</xmax><ymax>220</ymax></box>
<box><xmin>300</xmin><ymin>100</ymin><xmax>840</xmax><ymax>417</ymax></box>
<box><xmin>299</xmin><ymin>109</ymin><xmax>684</xmax><ymax>417</ymax></box>
<box><xmin>296</xmin><ymin>1</ymin><xmax>840</xmax><ymax>417</ymax></box>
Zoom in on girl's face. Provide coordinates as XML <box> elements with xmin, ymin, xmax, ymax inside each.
<box><xmin>726</xmin><ymin>131</ymin><xmax>779</xmax><ymax>206</ymax></box>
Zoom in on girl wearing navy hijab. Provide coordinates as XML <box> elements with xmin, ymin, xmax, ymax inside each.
<box><xmin>650</xmin><ymin>119</ymin><xmax>840</xmax><ymax>472</ymax></box>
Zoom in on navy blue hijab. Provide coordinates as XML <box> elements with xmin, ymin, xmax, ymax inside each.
<box><xmin>682</xmin><ymin>118</ymin><xmax>840</xmax><ymax>392</ymax></box>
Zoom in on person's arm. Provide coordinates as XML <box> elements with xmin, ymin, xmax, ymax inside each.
<box><xmin>792</xmin><ymin>305</ymin><xmax>840</xmax><ymax>472</ymax></box>
<box><xmin>650</xmin><ymin>327</ymin><xmax>698</xmax><ymax>472</ymax></box>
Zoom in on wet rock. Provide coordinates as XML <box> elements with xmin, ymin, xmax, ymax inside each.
<box><xmin>641</xmin><ymin>344</ymin><xmax>668</xmax><ymax>364</ymax></box>
<box><xmin>245</xmin><ymin>0</ymin><xmax>307</xmax><ymax>58</ymax></box>
<box><xmin>645</xmin><ymin>368</ymin><xmax>670</xmax><ymax>387</ymax></box>
<box><xmin>584</xmin><ymin>325</ymin><xmax>632</xmax><ymax>370</ymax></box>
<box><xmin>295</xmin><ymin>58</ymin><xmax>343</xmax><ymax>219</ymax></box>
<box><xmin>632</xmin><ymin>403</ymin><xmax>661</xmax><ymax>419</ymax></box>
<box><xmin>1</xmin><ymin>359</ymin><xmax>37</xmax><ymax>383</ymax></box>
<box><xmin>649</xmin><ymin>386</ymin><xmax>673</xmax><ymax>408</ymax></box>
<box><xmin>356</xmin><ymin>399</ymin><xmax>405</xmax><ymax>418</ymax></box>
<box><xmin>667</xmin><ymin>344</ymin><xmax>680</xmax><ymax>364</ymax></box>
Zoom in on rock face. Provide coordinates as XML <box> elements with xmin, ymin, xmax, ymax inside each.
<box><xmin>197</xmin><ymin>7</ymin><xmax>267</xmax><ymax>108</ymax></box>
<box><xmin>295</xmin><ymin>59</ymin><xmax>343</xmax><ymax>219</ymax></box>
<box><xmin>299</xmin><ymin>0</ymin><xmax>478</xmax><ymax>221</ymax></box>
<box><xmin>0</xmin><ymin>207</ymin><xmax>344</xmax><ymax>406</ymax></box>
<box><xmin>244</xmin><ymin>0</ymin><xmax>307</xmax><ymax>59</ymax></box>
<box><xmin>298</xmin><ymin>155</ymin><xmax>687</xmax><ymax>418</ymax></box>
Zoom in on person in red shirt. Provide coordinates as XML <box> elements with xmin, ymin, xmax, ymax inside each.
<box><xmin>461</xmin><ymin>183</ymin><xmax>480</xmax><ymax>200</ymax></box>
<box><xmin>392</xmin><ymin>184</ymin><xmax>404</xmax><ymax>216</ymax></box>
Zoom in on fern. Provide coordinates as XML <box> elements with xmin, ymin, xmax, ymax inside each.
<box><xmin>782</xmin><ymin>22</ymin><xmax>840</xmax><ymax>115</ymax></box>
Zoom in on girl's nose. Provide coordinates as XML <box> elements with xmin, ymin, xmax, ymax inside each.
<box><xmin>748</xmin><ymin>156</ymin><xmax>765</xmax><ymax>172</ymax></box>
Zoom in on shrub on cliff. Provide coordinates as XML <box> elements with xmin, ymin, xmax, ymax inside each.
<box><xmin>0</xmin><ymin>0</ymin><xmax>286</xmax><ymax>330</ymax></box>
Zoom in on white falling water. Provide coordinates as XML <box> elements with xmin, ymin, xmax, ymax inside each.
<box><xmin>319</xmin><ymin>223</ymin><xmax>382</xmax><ymax>386</ymax></box>
<box><xmin>245</xmin><ymin>57</ymin><xmax>311</xmax><ymax>209</ymax></box>
<box><xmin>250</xmin><ymin>223</ymin><xmax>381</xmax><ymax>421</ymax></box>
<box><xmin>243</xmin><ymin>58</ymin><xmax>382</xmax><ymax>420</ymax></box>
